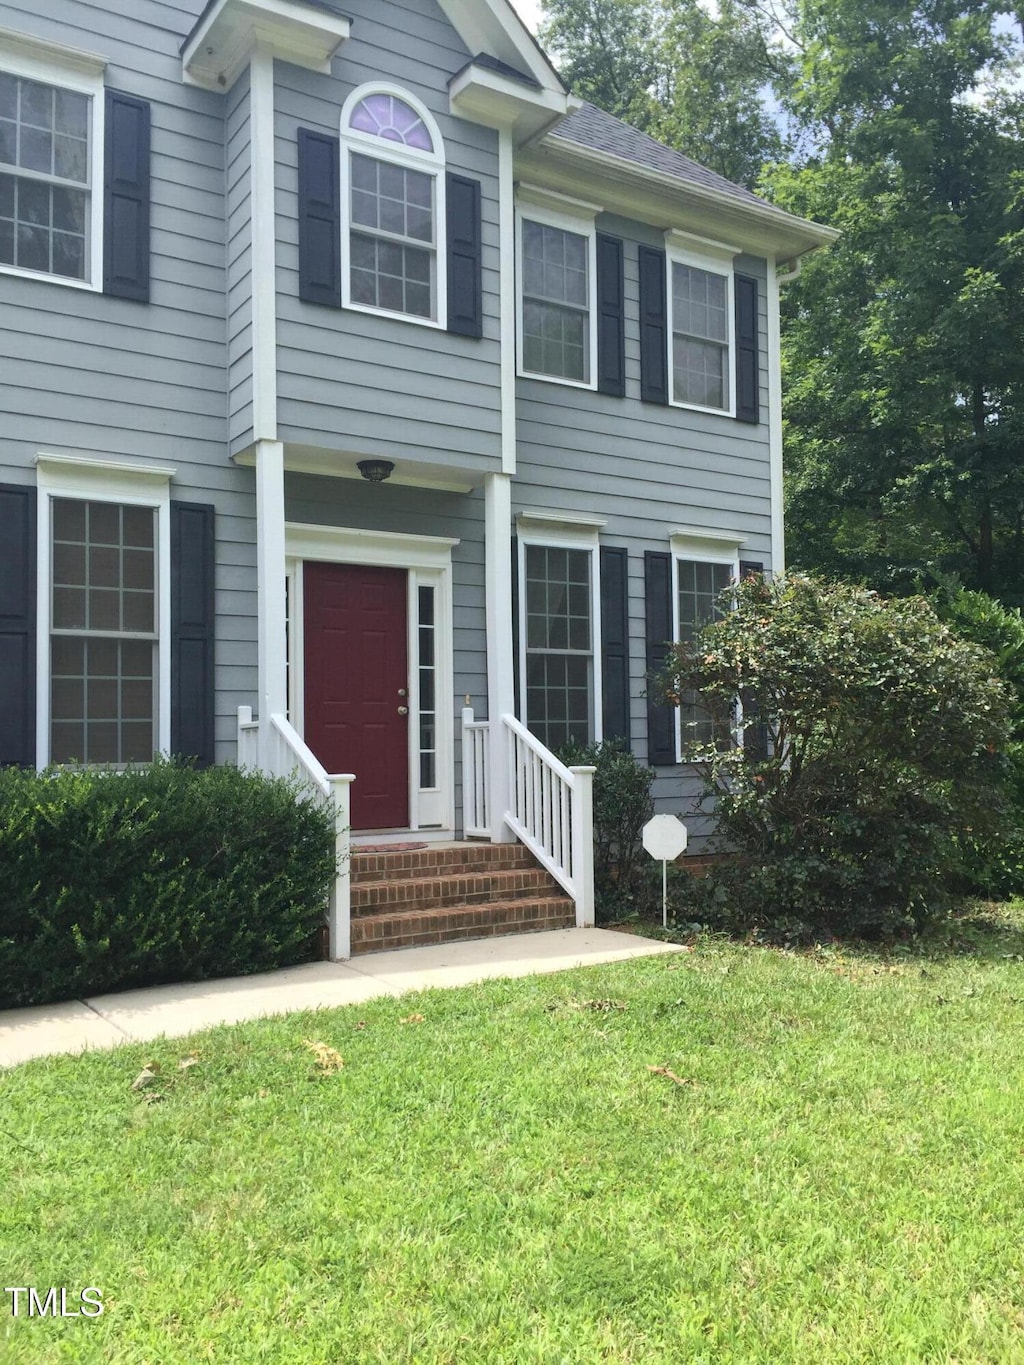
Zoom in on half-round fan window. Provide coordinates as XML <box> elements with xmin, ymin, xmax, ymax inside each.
<box><xmin>349</xmin><ymin>93</ymin><xmax>434</xmax><ymax>154</ymax></box>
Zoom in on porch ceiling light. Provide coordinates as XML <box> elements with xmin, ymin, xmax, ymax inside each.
<box><xmin>357</xmin><ymin>459</ymin><xmax>395</xmax><ymax>484</ymax></box>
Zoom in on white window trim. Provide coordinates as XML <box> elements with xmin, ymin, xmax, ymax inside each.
<box><xmin>517</xmin><ymin>523</ymin><xmax>603</xmax><ymax>748</ymax></box>
<box><xmin>339</xmin><ymin>82</ymin><xmax>447</xmax><ymax>331</ymax></box>
<box><xmin>515</xmin><ymin>198</ymin><xmax>599</xmax><ymax>391</ymax></box>
<box><xmin>284</xmin><ymin>522</ymin><xmax>458</xmax><ymax>832</ymax></box>
<box><xmin>671</xmin><ymin>533</ymin><xmax>741</xmax><ymax>763</ymax></box>
<box><xmin>665</xmin><ymin>237</ymin><xmax>736</xmax><ymax>418</ymax></box>
<box><xmin>34</xmin><ymin>453</ymin><xmax>175</xmax><ymax>769</ymax></box>
<box><xmin>0</xmin><ymin>39</ymin><xmax>105</xmax><ymax>292</ymax></box>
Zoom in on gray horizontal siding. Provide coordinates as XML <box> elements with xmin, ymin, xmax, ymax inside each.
<box><xmin>513</xmin><ymin>224</ymin><xmax>774</xmax><ymax>837</ymax></box>
<box><xmin>0</xmin><ymin>0</ymin><xmax>256</xmax><ymax>764</ymax></box>
<box><xmin>273</xmin><ymin>0</ymin><xmax>503</xmax><ymax>471</ymax></box>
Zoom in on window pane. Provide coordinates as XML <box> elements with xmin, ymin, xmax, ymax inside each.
<box><xmin>54</xmin><ymin>89</ymin><xmax>88</xmax><ymax>140</ymax></box>
<box><xmin>672</xmin><ymin>335</ymin><xmax>727</xmax><ymax>410</ymax></box>
<box><xmin>0</xmin><ymin>73</ymin><xmax>16</xmax><ymax>122</ymax></box>
<box><xmin>20</xmin><ymin>81</ymin><xmax>53</xmax><ymax>132</ymax></box>
<box><xmin>522</xmin><ymin>220</ymin><xmax>589</xmax><ymax>308</ymax></box>
<box><xmin>350</xmin><ymin>94</ymin><xmax>433</xmax><ymax>153</ymax></box>
<box><xmin>522</xmin><ymin>300</ymin><xmax>587</xmax><ymax>383</ymax></box>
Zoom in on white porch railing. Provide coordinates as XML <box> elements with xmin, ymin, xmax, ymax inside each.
<box><xmin>461</xmin><ymin>706</ymin><xmax>595</xmax><ymax>927</ymax></box>
<box><xmin>461</xmin><ymin>706</ymin><xmax>490</xmax><ymax>838</ymax></box>
<box><xmin>237</xmin><ymin>706</ymin><xmax>354</xmax><ymax>960</ymax></box>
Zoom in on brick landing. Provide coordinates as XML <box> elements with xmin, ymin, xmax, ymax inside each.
<box><xmin>349</xmin><ymin>842</ymin><xmax>576</xmax><ymax>954</ymax></box>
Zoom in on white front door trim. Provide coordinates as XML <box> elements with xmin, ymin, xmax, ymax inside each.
<box><xmin>284</xmin><ymin>522</ymin><xmax>458</xmax><ymax>831</ymax></box>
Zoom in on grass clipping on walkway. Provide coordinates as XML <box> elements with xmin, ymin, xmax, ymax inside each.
<box><xmin>3</xmin><ymin>911</ymin><xmax>1024</xmax><ymax>1364</ymax></box>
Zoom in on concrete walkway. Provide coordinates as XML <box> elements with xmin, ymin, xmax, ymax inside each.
<box><xmin>0</xmin><ymin>928</ymin><xmax>683</xmax><ymax>1068</ymax></box>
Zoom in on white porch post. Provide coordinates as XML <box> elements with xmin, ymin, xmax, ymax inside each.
<box><xmin>484</xmin><ymin>471</ymin><xmax>515</xmax><ymax>841</ymax></box>
<box><xmin>255</xmin><ymin>439</ymin><xmax>287</xmax><ymax>758</ymax></box>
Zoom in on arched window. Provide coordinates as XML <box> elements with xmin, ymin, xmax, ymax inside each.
<box><xmin>340</xmin><ymin>85</ymin><xmax>446</xmax><ymax>326</ymax></box>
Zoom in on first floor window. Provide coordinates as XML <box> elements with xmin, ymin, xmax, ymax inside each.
<box><xmin>520</xmin><ymin>217</ymin><xmax>592</xmax><ymax>384</ymax></box>
<box><xmin>670</xmin><ymin>259</ymin><xmax>731</xmax><ymax>411</ymax></box>
<box><xmin>524</xmin><ymin>543</ymin><xmax>594</xmax><ymax>751</ymax></box>
<box><xmin>676</xmin><ymin>557</ymin><xmax>733</xmax><ymax>749</ymax></box>
<box><xmin>0</xmin><ymin>69</ymin><xmax>92</xmax><ymax>282</ymax></box>
<box><xmin>50</xmin><ymin>497</ymin><xmax>157</xmax><ymax>764</ymax></box>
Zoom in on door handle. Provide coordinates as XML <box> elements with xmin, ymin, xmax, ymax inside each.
<box><xmin>397</xmin><ymin>688</ymin><xmax>407</xmax><ymax>697</ymax></box>
<box><xmin>397</xmin><ymin>706</ymin><xmax>409</xmax><ymax>716</ymax></box>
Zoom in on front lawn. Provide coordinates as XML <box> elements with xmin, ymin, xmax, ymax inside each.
<box><xmin>3</xmin><ymin>909</ymin><xmax>1024</xmax><ymax>1363</ymax></box>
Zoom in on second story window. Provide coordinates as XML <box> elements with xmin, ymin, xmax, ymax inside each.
<box><xmin>0</xmin><ymin>61</ymin><xmax>99</xmax><ymax>286</ymax></box>
<box><xmin>340</xmin><ymin>85</ymin><xmax>446</xmax><ymax>327</ymax></box>
<box><xmin>668</xmin><ymin>252</ymin><xmax>734</xmax><ymax>413</ymax></box>
<box><xmin>516</xmin><ymin>201</ymin><xmax>597</xmax><ymax>388</ymax></box>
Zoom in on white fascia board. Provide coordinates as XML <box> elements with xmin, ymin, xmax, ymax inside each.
<box><xmin>182</xmin><ymin>0</ymin><xmax>349</xmax><ymax>91</ymax></box>
<box><xmin>437</xmin><ymin>0</ymin><xmax>565</xmax><ymax>97</ymax></box>
<box><xmin>0</xmin><ymin>26</ymin><xmax>106</xmax><ymax>78</ymax></box>
<box><xmin>670</xmin><ymin>527</ymin><xmax>747</xmax><ymax>551</ymax></box>
<box><xmin>529</xmin><ymin>137</ymin><xmax>839</xmax><ymax>260</ymax></box>
<box><xmin>516</xmin><ymin>509</ymin><xmax>608</xmax><ymax>531</ymax></box>
<box><xmin>449</xmin><ymin>65</ymin><xmax>568</xmax><ymax>141</ymax></box>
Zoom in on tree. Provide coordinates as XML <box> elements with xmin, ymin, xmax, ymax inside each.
<box><xmin>663</xmin><ymin>574</ymin><xmax>1012</xmax><ymax>935</ymax></box>
<box><xmin>539</xmin><ymin>0</ymin><xmax>785</xmax><ymax>189</ymax></box>
<box><xmin>767</xmin><ymin>0</ymin><xmax>1024</xmax><ymax>602</ymax></box>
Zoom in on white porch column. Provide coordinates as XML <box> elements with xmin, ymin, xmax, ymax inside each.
<box><xmin>485</xmin><ymin>470</ymin><xmax>516</xmax><ymax>841</ymax></box>
<box><xmin>256</xmin><ymin>438</ymin><xmax>287</xmax><ymax>755</ymax></box>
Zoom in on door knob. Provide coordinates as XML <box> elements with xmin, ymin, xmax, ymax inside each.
<box><xmin>397</xmin><ymin>706</ymin><xmax>409</xmax><ymax>716</ymax></box>
<box><xmin>397</xmin><ymin>688</ymin><xmax>407</xmax><ymax>697</ymax></box>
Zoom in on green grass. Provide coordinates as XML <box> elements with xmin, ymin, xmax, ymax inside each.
<box><xmin>3</xmin><ymin>909</ymin><xmax>1024</xmax><ymax>1364</ymax></box>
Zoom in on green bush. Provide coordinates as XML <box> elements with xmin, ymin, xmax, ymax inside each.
<box><xmin>931</xmin><ymin>585</ymin><xmax>1024</xmax><ymax>896</ymax></box>
<box><xmin>662</xmin><ymin>574</ymin><xmax>1013</xmax><ymax>938</ymax></box>
<box><xmin>0</xmin><ymin>759</ymin><xmax>337</xmax><ymax>1009</ymax></box>
<box><xmin>559</xmin><ymin>738</ymin><xmax>655</xmax><ymax>921</ymax></box>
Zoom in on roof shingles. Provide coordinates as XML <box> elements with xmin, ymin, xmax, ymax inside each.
<box><xmin>547</xmin><ymin>102</ymin><xmax>769</xmax><ymax>209</ymax></box>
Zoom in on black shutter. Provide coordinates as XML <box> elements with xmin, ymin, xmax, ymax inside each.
<box><xmin>638</xmin><ymin>245</ymin><xmax>668</xmax><ymax>405</ymax></box>
<box><xmin>738</xmin><ymin>559</ymin><xmax>768</xmax><ymax>759</ymax></box>
<box><xmin>0</xmin><ymin>485</ymin><xmax>36</xmax><ymax>768</ymax></box>
<box><xmin>600</xmin><ymin>547</ymin><xmax>630</xmax><ymax>741</ymax></box>
<box><xmin>511</xmin><ymin>534</ymin><xmax>521</xmax><ymax>718</ymax></box>
<box><xmin>103</xmin><ymin>91</ymin><xmax>150</xmax><ymax>302</ymax></box>
<box><xmin>297</xmin><ymin>128</ymin><xmax>342</xmax><ymax>308</ymax></box>
<box><xmin>735</xmin><ymin>273</ymin><xmax>760</xmax><ymax>424</ymax></box>
<box><xmin>171</xmin><ymin>501</ymin><xmax>215</xmax><ymax>768</ymax></box>
<box><xmin>596</xmin><ymin>233</ymin><xmax>625</xmax><ymax>396</ymax></box>
<box><xmin>644</xmin><ymin>550</ymin><xmax>675</xmax><ymax>765</ymax></box>
<box><xmin>447</xmin><ymin>173</ymin><xmax>483</xmax><ymax>338</ymax></box>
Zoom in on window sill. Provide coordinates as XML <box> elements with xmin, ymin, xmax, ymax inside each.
<box><xmin>341</xmin><ymin>298</ymin><xmax>446</xmax><ymax>331</ymax></box>
<box><xmin>668</xmin><ymin>396</ymin><xmax>736</xmax><ymax>419</ymax></box>
<box><xmin>517</xmin><ymin>366</ymin><xmax>597</xmax><ymax>393</ymax></box>
<box><xmin>0</xmin><ymin>262</ymin><xmax>99</xmax><ymax>292</ymax></box>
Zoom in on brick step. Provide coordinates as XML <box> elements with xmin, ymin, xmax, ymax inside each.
<box><xmin>351</xmin><ymin>867</ymin><xmax>563</xmax><ymax>916</ymax></box>
<box><xmin>351</xmin><ymin>842</ymin><xmax>540</xmax><ymax>885</ymax></box>
<box><xmin>349</xmin><ymin>896</ymin><xmax>576</xmax><ymax>955</ymax></box>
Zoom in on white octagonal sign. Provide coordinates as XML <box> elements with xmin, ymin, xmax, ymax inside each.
<box><xmin>642</xmin><ymin>814</ymin><xmax>688</xmax><ymax>862</ymax></box>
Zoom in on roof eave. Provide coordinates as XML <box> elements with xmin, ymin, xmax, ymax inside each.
<box><xmin>536</xmin><ymin>134</ymin><xmax>839</xmax><ymax>260</ymax></box>
<box><xmin>182</xmin><ymin>0</ymin><xmax>350</xmax><ymax>91</ymax></box>
<box><xmin>449</xmin><ymin>63</ymin><xmax>570</xmax><ymax>142</ymax></box>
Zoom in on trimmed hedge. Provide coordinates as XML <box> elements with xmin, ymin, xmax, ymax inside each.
<box><xmin>0</xmin><ymin>760</ymin><xmax>337</xmax><ymax>1009</ymax></box>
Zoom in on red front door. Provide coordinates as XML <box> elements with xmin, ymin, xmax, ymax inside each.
<box><xmin>303</xmin><ymin>562</ymin><xmax>409</xmax><ymax>830</ymax></box>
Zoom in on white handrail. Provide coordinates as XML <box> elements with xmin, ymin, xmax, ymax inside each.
<box><xmin>237</xmin><ymin>707</ymin><xmax>354</xmax><ymax>959</ymax></box>
<box><xmin>461</xmin><ymin>706</ymin><xmax>490</xmax><ymax>838</ymax></box>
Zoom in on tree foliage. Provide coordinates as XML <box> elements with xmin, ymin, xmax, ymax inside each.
<box><xmin>663</xmin><ymin>574</ymin><xmax>1012</xmax><ymax>936</ymax></box>
<box><xmin>539</xmin><ymin>0</ymin><xmax>785</xmax><ymax>188</ymax></box>
<box><xmin>770</xmin><ymin>0</ymin><xmax>1024</xmax><ymax>603</ymax></box>
<box><xmin>539</xmin><ymin>0</ymin><xmax>1024</xmax><ymax>601</ymax></box>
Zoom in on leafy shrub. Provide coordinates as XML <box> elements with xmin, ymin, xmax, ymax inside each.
<box><xmin>559</xmin><ymin>738</ymin><xmax>655</xmax><ymax>921</ymax></box>
<box><xmin>0</xmin><ymin>759</ymin><xmax>336</xmax><ymax>1009</ymax></box>
<box><xmin>931</xmin><ymin>585</ymin><xmax>1024</xmax><ymax>896</ymax></box>
<box><xmin>662</xmin><ymin>574</ymin><xmax>1012</xmax><ymax>938</ymax></box>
